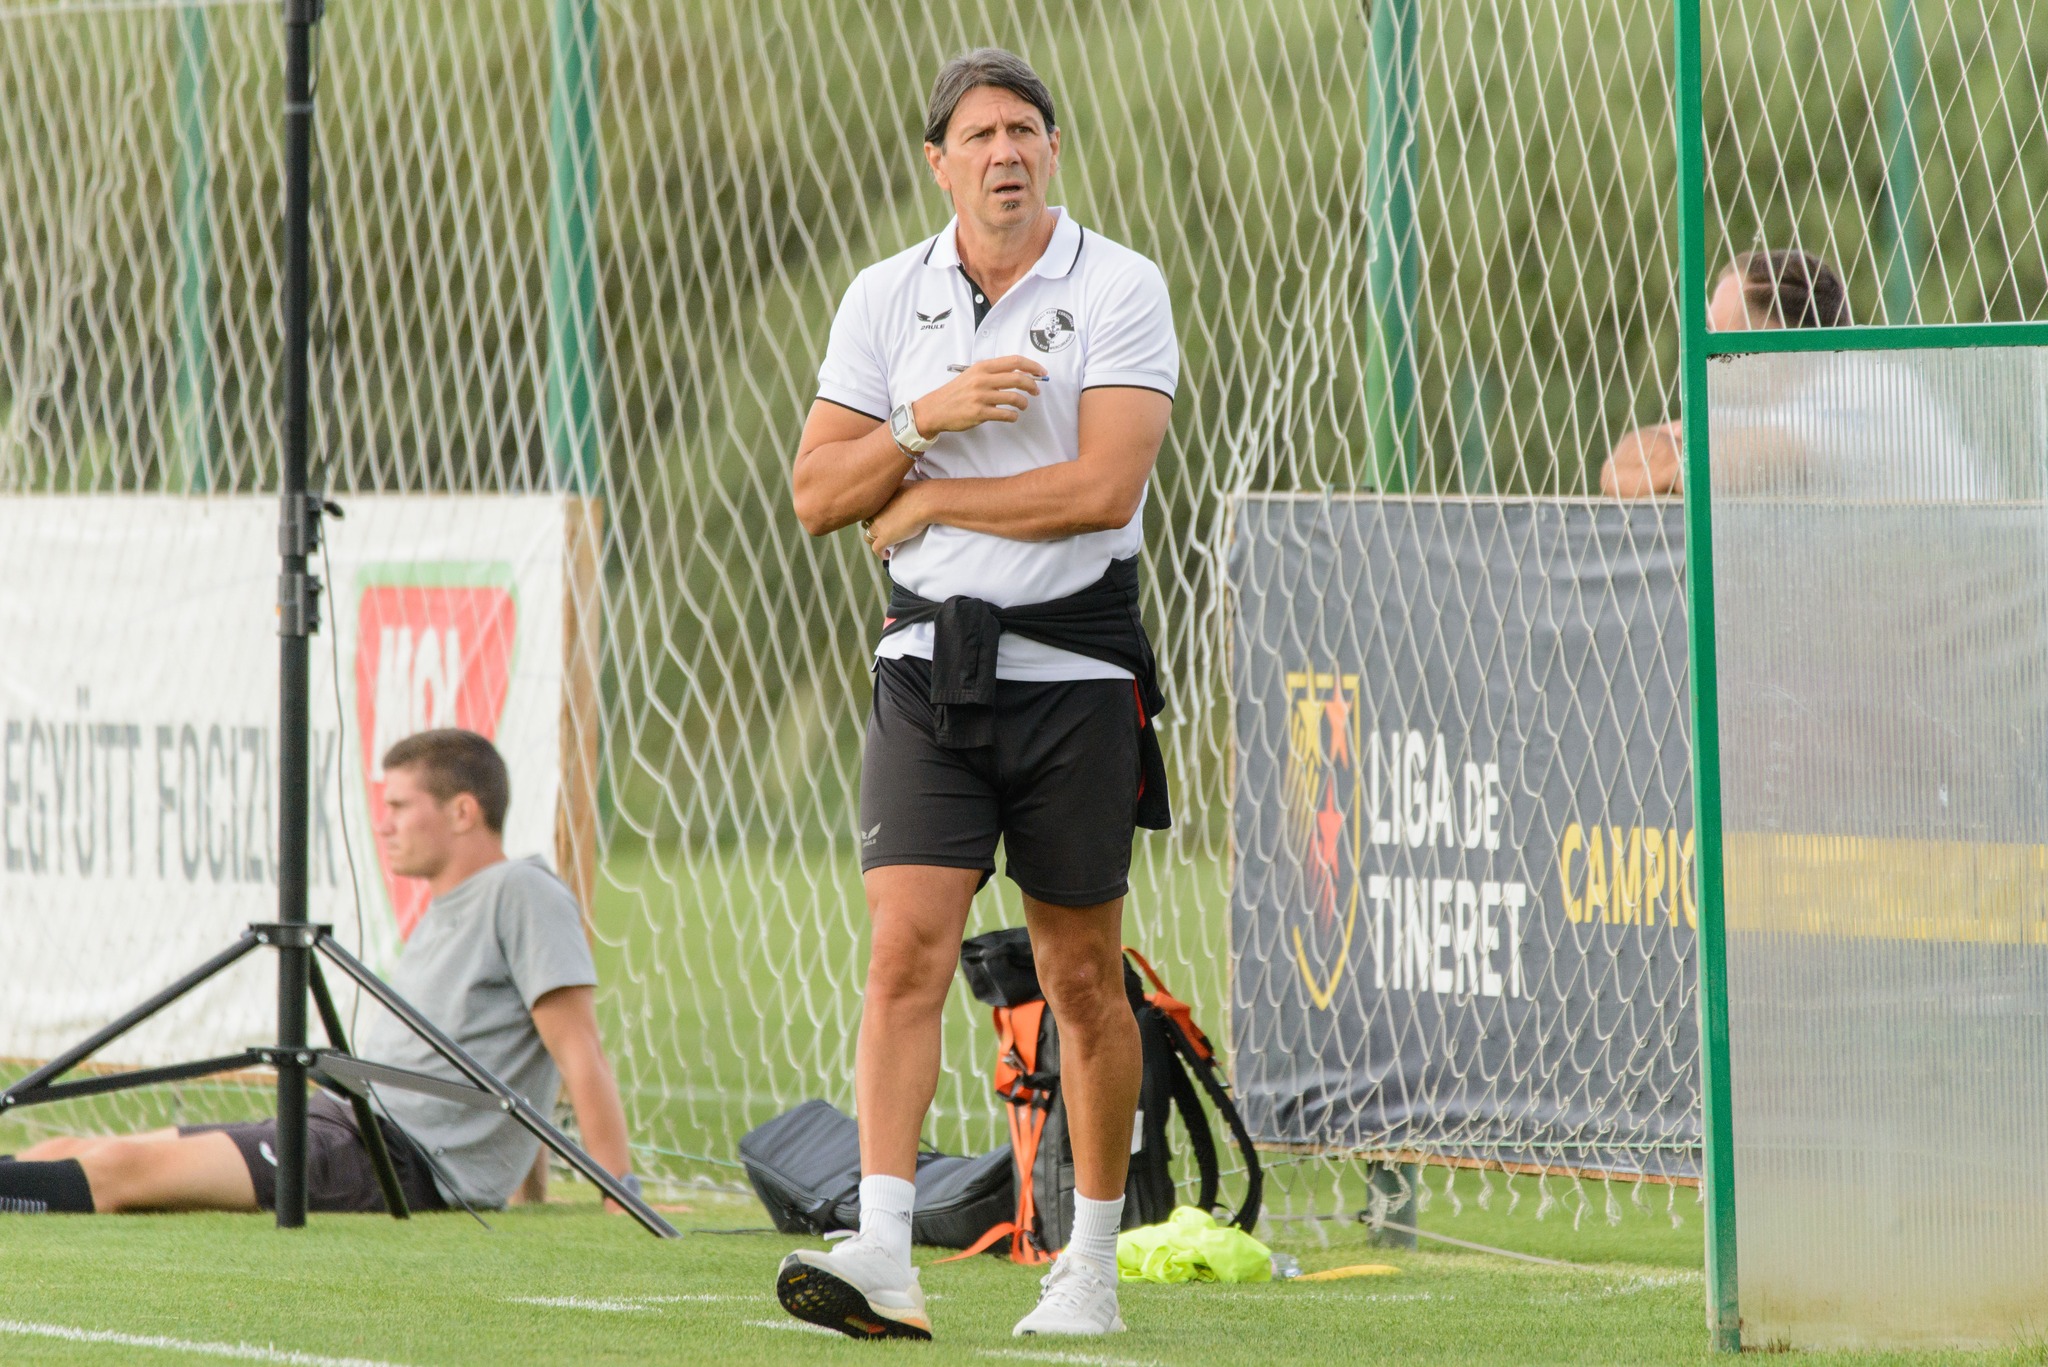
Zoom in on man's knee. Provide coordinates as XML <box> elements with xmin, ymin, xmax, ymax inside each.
<box><xmin>863</xmin><ymin>866</ymin><xmax>979</xmax><ymax>1012</ymax></box>
<box><xmin>864</xmin><ymin>936</ymin><xmax>957</xmax><ymax>1012</ymax></box>
<box><xmin>74</xmin><ymin>1139</ymin><xmax>155</xmax><ymax>1212</ymax></box>
<box><xmin>74</xmin><ymin>1133</ymin><xmax>254</xmax><ymax>1214</ymax></box>
<box><xmin>864</xmin><ymin>908</ymin><xmax>961</xmax><ymax>1011</ymax></box>
<box><xmin>1035</xmin><ymin>949</ymin><xmax>1134</xmax><ymax>1042</ymax></box>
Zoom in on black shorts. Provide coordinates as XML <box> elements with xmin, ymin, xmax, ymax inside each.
<box><xmin>179</xmin><ymin>1091</ymin><xmax>447</xmax><ymax>1214</ymax></box>
<box><xmin>859</xmin><ymin>655</ymin><xmax>1142</xmax><ymax>906</ymax></box>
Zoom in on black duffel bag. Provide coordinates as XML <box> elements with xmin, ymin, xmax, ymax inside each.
<box><xmin>738</xmin><ymin>1099</ymin><xmax>1013</xmax><ymax>1250</ymax></box>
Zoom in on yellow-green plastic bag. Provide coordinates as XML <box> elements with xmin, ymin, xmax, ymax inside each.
<box><xmin>1115</xmin><ymin>1205</ymin><xmax>1272</xmax><ymax>1283</ymax></box>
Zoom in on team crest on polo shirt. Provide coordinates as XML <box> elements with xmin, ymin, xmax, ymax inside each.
<box><xmin>1029</xmin><ymin>307</ymin><xmax>1077</xmax><ymax>352</ymax></box>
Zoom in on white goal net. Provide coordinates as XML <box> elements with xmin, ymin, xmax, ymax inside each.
<box><xmin>14</xmin><ymin>0</ymin><xmax>2024</xmax><ymax>1236</ymax></box>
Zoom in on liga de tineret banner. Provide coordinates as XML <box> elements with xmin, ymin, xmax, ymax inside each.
<box><xmin>0</xmin><ymin>495</ymin><xmax>567</xmax><ymax>1068</ymax></box>
<box><xmin>1230</xmin><ymin>497</ymin><xmax>1699</xmax><ymax>1181</ymax></box>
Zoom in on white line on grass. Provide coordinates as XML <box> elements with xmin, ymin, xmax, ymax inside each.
<box><xmin>1599</xmin><ymin>1273</ymin><xmax>1700</xmax><ymax>1297</ymax></box>
<box><xmin>976</xmin><ymin>1350</ymin><xmax>1164</xmax><ymax>1367</ymax></box>
<box><xmin>504</xmin><ymin>1294</ymin><xmax>746</xmax><ymax>1312</ymax></box>
<box><xmin>742</xmin><ymin>1322</ymin><xmax>1162</xmax><ymax>1361</ymax></box>
<box><xmin>0</xmin><ymin>1320</ymin><xmax>408</xmax><ymax>1367</ymax></box>
<box><xmin>744</xmin><ymin>1319</ymin><xmax>841</xmax><ymax>1337</ymax></box>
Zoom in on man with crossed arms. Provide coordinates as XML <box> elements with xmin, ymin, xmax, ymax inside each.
<box><xmin>782</xmin><ymin>46</ymin><xmax>1177</xmax><ymax>1341</ymax></box>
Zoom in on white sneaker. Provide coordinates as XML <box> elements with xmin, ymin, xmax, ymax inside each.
<box><xmin>1012</xmin><ymin>1253</ymin><xmax>1126</xmax><ymax>1336</ymax></box>
<box><xmin>775</xmin><ymin>1233</ymin><xmax>932</xmax><ymax>1341</ymax></box>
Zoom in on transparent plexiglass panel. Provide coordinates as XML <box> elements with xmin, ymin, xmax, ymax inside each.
<box><xmin>1710</xmin><ymin>346</ymin><xmax>2048</xmax><ymax>1347</ymax></box>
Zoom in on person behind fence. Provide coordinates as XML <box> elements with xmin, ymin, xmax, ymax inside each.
<box><xmin>0</xmin><ymin>729</ymin><xmax>639</xmax><ymax>1218</ymax></box>
<box><xmin>781</xmin><ymin>46</ymin><xmax>1178</xmax><ymax>1343</ymax></box>
<box><xmin>1600</xmin><ymin>249</ymin><xmax>1850</xmax><ymax>497</ymax></box>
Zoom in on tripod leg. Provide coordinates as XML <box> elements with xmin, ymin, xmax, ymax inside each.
<box><xmin>316</xmin><ymin>935</ymin><xmax>678</xmax><ymax>1238</ymax></box>
<box><xmin>1</xmin><ymin>934</ymin><xmax>264</xmax><ymax>1109</ymax></box>
<box><xmin>308</xmin><ymin>961</ymin><xmax>409</xmax><ymax>1220</ymax></box>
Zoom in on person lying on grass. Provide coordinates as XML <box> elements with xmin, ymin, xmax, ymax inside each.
<box><xmin>0</xmin><ymin>728</ymin><xmax>638</xmax><ymax>1217</ymax></box>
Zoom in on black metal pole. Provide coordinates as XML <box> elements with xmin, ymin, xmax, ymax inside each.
<box><xmin>0</xmin><ymin>935</ymin><xmax>263</xmax><ymax>1109</ymax></box>
<box><xmin>317</xmin><ymin>938</ymin><xmax>681</xmax><ymax>1238</ymax></box>
<box><xmin>275</xmin><ymin>0</ymin><xmax>322</xmax><ymax>1231</ymax></box>
<box><xmin>309</xmin><ymin>959</ymin><xmax>411</xmax><ymax>1219</ymax></box>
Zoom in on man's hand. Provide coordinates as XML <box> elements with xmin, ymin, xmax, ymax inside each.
<box><xmin>791</xmin><ymin>358</ymin><xmax>1052</xmax><ymax>538</ymax></box>
<box><xmin>874</xmin><ymin>387</ymin><xmax>1172</xmax><ymax>545</ymax></box>
<box><xmin>1600</xmin><ymin>421</ymin><xmax>1683</xmax><ymax>497</ymax></box>
<box><xmin>911</xmin><ymin>355</ymin><xmax>1048</xmax><ymax>435</ymax></box>
<box><xmin>864</xmin><ymin>481</ymin><xmax>933</xmax><ymax>558</ymax></box>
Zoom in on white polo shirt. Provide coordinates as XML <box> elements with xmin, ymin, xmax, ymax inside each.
<box><xmin>815</xmin><ymin>207</ymin><xmax>1178</xmax><ymax>681</ymax></box>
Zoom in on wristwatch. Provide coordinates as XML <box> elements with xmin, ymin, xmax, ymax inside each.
<box><xmin>889</xmin><ymin>401</ymin><xmax>933</xmax><ymax>455</ymax></box>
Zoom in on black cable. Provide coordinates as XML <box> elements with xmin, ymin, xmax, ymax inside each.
<box><xmin>320</xmin><ymin>1080</ymin><xmax>493</xmax><ymax>1232</ymax></box>
<box><xmin>302</xmin><ymin>8</ymin><xmax>370</xmax><ymax>1042</ymax></box>
<box><xmin>319</xmin><ymin>534</ymin><xmax>367</xmax><ymax>1023</ymax></box>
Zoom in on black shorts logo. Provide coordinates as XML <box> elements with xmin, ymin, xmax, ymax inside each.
<box><xmin>1029</xmin><ymin>307</ymin><xmax>1076</xmax><ymax>353</ymax></box>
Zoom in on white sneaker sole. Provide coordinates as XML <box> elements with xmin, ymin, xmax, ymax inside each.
<box><xmin>775</xmin><ymin>1251</ymin><xmax>933</xmax><ymax>1341</ymax></box>
<box><xmin>1014</xmin><ymin>1318</ymin><xmax>1128</xmax><ymax>1337</ymax></box>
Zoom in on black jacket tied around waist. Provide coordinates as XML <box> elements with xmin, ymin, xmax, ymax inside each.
<box><xmin>879</xmin><ymin>556</ymin><xmax>1171</xmax><ymax>830</ymax></box>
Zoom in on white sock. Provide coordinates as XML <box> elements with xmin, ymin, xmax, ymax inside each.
<box><xmin>1066</xmin><ymin>1192</ymin><xmax>1125</xmax><ymax>1271</ymax></box>
<box><xmin>857</xmin><ymin>1174</ymin><xmax>916</xmax><ymax>1267</ymax></box>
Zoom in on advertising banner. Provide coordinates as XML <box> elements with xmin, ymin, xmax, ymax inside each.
<box><xmin>1230</xmin><ymin>497</ymin><xmax>1698</xmax><ymax>1179</ymax></box>
<box><xmin>0</xmin><ymin>495</ymin><xmax>568</xmax><ymax>1067</ymax></box>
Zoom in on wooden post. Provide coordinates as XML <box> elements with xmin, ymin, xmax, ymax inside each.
<box><xmin>556</xmin><ymin>496</ymin><xmax>604</xmax><ymax>931</ymax></box>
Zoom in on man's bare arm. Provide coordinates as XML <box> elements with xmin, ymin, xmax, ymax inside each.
<box><xmin>530</xmin><ymin>984</ymin><xmax>633</xmax><ymax>1210</ymax></box>
<box><xmin>1600</xmin><ymin>418</ymin><xmax>1818</xmax><ymax>498</ymax></box>
<box><xmin>865</xmin><ymin>386</ymin><xmax>1172</xmax><ymax>550</ymax></box>
<box><xmin>791</xmin><ymin>356</ymin><xmax>1051</xmax><ymax>536</ymax></box>
<box><xmin>791</xmin><ymin>402</ymin><xmax>916</xmax><ymax>536</ymax></box>
<box><xmin>510</xmin><ymin>1146</ymin><xmax>549</xmax><ymax>1205</ymax></box>
<box><xmin>1600</xmin><ymin>421</ymin><xmax>1684</xmax><ymax>497</ymax></box>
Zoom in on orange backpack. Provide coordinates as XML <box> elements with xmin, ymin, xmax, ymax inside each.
<box><xmin>950</xmin><ymin>930</ymin><xmax>1263</xmax><ymax>1264</ymax></box>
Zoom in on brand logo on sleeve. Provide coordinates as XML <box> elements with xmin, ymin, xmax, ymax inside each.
<box><xmin>1029</xmin><ymin>307</ymin><xmax>1076</xmax><ymax>352</ymax></box>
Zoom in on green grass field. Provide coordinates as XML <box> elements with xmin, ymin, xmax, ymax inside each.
<box><xmin>0</xmin><ymin>1178</ymin><xmax>2041</xmax><ymax>1365</ymax></box>
<box><xmin>5</xmin><ymin>841</ymin><xmax>2046</xmax><ymax>1364</ymax></box>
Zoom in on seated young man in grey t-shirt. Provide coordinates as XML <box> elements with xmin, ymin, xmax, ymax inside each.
<box><xmin>0</xmin><ymin>729</ymin><xmax>637</xmax><ymax>1216</ymax></box>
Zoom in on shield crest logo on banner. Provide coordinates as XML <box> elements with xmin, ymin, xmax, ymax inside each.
<box><xmin>1282</xmin><ymin>670</ymin><xmax>1362</xmax><ymax>1009</ymax></box>
<box><xmin>352</xmin><ymin>568</ymin><xmax>517</xmax><ymax>938</ymax></box>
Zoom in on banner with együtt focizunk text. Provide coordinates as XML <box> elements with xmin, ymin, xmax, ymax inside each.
<box><xmin>1229</xmin><ymin>497</ymin><xmax>1698</xmax><ymax>1180</ymax></box>
<box><xmin>0</xmin><ymin>495</ymin><xmax>568</xmax><ymax>1070</ymax></box>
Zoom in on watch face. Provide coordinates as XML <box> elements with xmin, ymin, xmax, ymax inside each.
<box><xmin>892</xmin><ymin>404</ymin><xmax>922</xmax><ymax>449</ymax></box>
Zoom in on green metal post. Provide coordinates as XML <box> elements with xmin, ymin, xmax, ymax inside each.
<box><xmin>1674</xmin><ymin>0</ymin><xmax>1740</xmax><ymax>1350</ymax></box>
<box><xmin>1879</xmin><ymin>0</ymin><xmax>1923</xmax><ymax>325</ymax></box>
<box><xmin>1453</xmin><ymin>360</ymin><xmax>1497</xmax><ymax>494</ymax></box>
<box><xmin>1365</xmin><ymin>0</ymin><xmax>1418</xmax><ymax>493</ymax></box>
<box><xmin>545</xmin><ymin>0</ymin><xmax>600</xmax><ymax>494</ymax></box>
<box><xmin>173</xmin><ymin>5</ymin><xmax>213</xmax><ymax>492</ymax></box>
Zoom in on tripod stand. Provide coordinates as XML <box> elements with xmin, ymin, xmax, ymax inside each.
<box><xmin>0</xmin><ymin>923</ymin><xmax>677</xmax><ymax>1238</ymax></box>
<box><xmin>0</xmin><ymin>0</ymin><xmax>674</xmax><ymax>1240</ymax></box>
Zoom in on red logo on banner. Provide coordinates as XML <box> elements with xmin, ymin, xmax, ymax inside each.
<box><xmin>1285</xmin><ymin>669</ymin><xmax>1363</xmax><ymax>1011</ymax></box>
<box><xmin>354</xmin><ymin>579</ymin><xmax>516</xmax><ymax>938</ymax></box>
